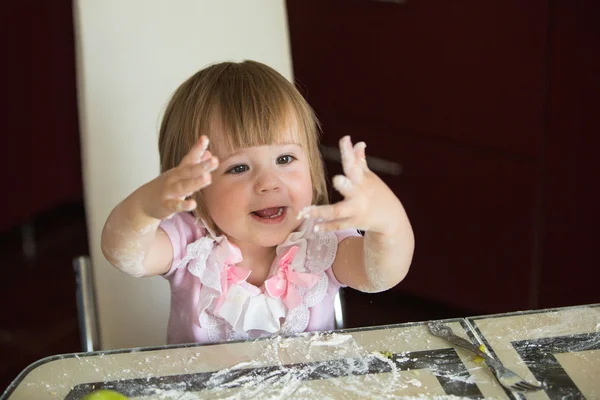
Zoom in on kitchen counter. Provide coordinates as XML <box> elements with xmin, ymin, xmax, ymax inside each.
<box><xmin>2</xmin><ymin>304</ymin><xmax>599</xmax><ymax>399</ymax></box>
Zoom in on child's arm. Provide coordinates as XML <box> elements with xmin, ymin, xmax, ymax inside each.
<box><xmin>101</xmin><ymin>136</ymin><xmax>218</xmax><ymax>277</ymax></box>
<box><xmin>302</xmin><ymin>136</ymin><xmax>414</xmax><ymax>292</ymax></box>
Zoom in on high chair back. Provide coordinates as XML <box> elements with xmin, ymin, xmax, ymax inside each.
<box><xmin>73</xmin><ymin>256</ymin><xmax>99</xmax><ymax>352</ymax></box>
<box><xmin>75</xmin><ymin>0</ymin><xmax>305</xmax><ymax>350</ymax></box>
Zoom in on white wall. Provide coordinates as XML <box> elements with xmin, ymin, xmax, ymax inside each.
<box><xmin>74</xmin><ymin>0</ymin><xmax>293</xmax><ymax>350</ymax></box>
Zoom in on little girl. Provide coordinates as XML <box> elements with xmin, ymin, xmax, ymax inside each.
<box><xmin>101</xmin><ymin>60</ymin><xmax>414</xmax><ymax>344</ymax></box>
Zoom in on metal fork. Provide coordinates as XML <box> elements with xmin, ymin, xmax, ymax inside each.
<box><xmin>427</xmin><ymin>321</ymin><xmax>545</xmax><ymax>393</ymax></box>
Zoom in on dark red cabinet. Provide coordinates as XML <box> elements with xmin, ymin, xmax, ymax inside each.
<box><xmin>288</xmin><ymin>0</ymin><xmax>547</xmax><ymax>157</ymax></box>
<box><xmin>2</xmin><ymin>1</ymin><xmax>82</xmax><ymax>232</ymax></box>
<box><xmin>287</xmin><ymin>0</ymin><xmax>599</xmax><ymax>313</ymax></box>
<box><xmin>538</xmin><ymin>0</ymin><xmax>600</xmax><ymax>309</ymax></box>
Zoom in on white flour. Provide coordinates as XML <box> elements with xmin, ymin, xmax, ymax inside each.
<box><xmin>129</xmin><ymin>333</ymin><xmax>482</xmax><ymax>399</ymax></box>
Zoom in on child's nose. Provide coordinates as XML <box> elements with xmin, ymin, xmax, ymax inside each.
<box><xmin>255</xmin><ymin>170</ymin><xmax>281</xmax><ymax>193</ymax></box>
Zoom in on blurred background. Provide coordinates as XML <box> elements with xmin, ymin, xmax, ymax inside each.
<box><xmin>1</xmin><ymin>0</ymin><xmax>598</xmax><ymax>390</ymax></box>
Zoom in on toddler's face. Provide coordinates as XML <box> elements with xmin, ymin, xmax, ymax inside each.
<box><xmin>202</xmin><ymin>130</ymin><xmax>313</xmax><ymax>249</ymax></box>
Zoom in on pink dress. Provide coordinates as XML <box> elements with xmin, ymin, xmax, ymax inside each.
<box><xmin>159</xmin><ymin>212</ymin><xmax>360</xmax><ymax>345</ymax></box>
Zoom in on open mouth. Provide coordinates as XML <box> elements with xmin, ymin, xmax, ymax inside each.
<box><xmin>252</xmin><ymin>206</ymin><xmax>285</xmax><ymax>219</ymax></box>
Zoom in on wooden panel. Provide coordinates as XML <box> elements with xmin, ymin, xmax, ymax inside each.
<box><xmin>288</xmin><ymin>0</ymin><xmax>547</xmax><ymax>158</ymax></box>
<box><xmin>2</xmin><ymin>0</ymin><xmax>83</xmax><ymax>231</ymax></box>
<box><xmin>322</xmin><ymin>118</ymin><xmax>537</xmax><ymax>313</ymax></box>
<box><xmin>539</xmin><ymin>1</ymin><xmax>600</xmax><ymax>308</ymax></box>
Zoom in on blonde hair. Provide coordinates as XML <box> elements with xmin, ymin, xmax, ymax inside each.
<box><xmin>158</xmin><ymin>60</ymin><xmax>328</xmax><ymax>232</ymax></box>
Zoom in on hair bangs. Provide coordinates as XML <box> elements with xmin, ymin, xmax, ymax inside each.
<box><xmin>194</xmin><ymin>62</ymin><xmax>311</xmax><ymax>160</ymax></box>
<box><xmin>159</xmin><ymin>60</ymin><xmax>329</xmax><ymax>233</ymax></box>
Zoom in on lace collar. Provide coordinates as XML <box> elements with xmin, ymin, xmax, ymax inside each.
<box><xmin>174</xmin><ymin>216</ymin><xmax>337</xmax><ymax>341</ymax></box>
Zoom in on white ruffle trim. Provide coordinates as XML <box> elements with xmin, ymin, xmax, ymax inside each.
<box><xmin>174</xmin><ymin>219</ymin><xmax>338</xmax><ymax>342</ymax></box>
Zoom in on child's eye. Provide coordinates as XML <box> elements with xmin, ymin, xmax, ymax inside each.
<box><xmin>276</xmin><ymin>155</ymin><xmax>295</xmax><ymax>165</ymax></box>
<box><xmin>226</xmin><ymin>164</ymin><xmax>249</xmax><ymax>174</ymax></box>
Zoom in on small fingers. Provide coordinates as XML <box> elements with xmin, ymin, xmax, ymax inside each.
<box><xmin>163</xmin><ymin>198</ymin><xmax>197</xmax><ymax>214</ymax></box>
<box><xmin>175</xmin><ymin>156</ymin><xmax>219</xmax><ymax>180</ymax></box>
<box><xmin>166</xmin><ymin>156</ymin><xmax>216</xmax><ymax>198</ymax></box>
<box><xmin>298</xmin><ymin>201</ymin><xmax>354</xmax><ymax>222</ymax></box>
<box><xmin>313</xmin><ymin>218</ymin><xmax>356</xmax><ymax>233</ymax></box>
<box><xmin>169</xmin><ymin>173</ymin><xmax>212</xmax><ymax>198</ymax></box>
<box><xmin>188</xmin><ymin>156</ymin><xmax>219</xmax><ymax>176</ymax></box>
<box><xmin>332</xmin><ymin>174</ymin><xmax>356</xmax><ymax>198</ymax></box>
<box><xmin>354</xmin><ymin>141</ymin><xmax>368</xmax><ymax>170</ymax></box>
<box><xmin>340</xmin><ymin>136</ymin><xmax>361</xmax><ymax>182</ymax></box>
<box><xmin>180</xmin><ymin>135</ymin><xmax>209</xmax><ymax>166</ymax></box>
<box><xmin>199</xmin><ymin>150</ymin><xmax>213</xmax><ymax>163</ymax></box>
<box><xmin>340</xmin><ymin>136</ymin><xmax>366</xmax><ymax>183</ymax></box>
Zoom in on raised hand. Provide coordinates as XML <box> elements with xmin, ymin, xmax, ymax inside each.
<box><xmin>299</xmin><ymin>136</ymin><xmax>402</xmax><ymax>236</ymax></box>
<box><xmin>144</xmin><ymin>135</ymin><xmax>219</xmax><ymax>220</ymax></box>
<box><xmin>102</xmin><ymin>135</ymin><xmax>220</xmax><ymax>277</ymax></box>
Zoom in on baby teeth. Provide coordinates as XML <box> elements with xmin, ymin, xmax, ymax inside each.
<box><xmin>268</xmin><ymin>207</ymin><xmax>283</xmax><ymax>218</ymax></box>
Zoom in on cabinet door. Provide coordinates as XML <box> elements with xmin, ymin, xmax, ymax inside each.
<box><xmin>321</xmin><ymin>118</ymin><xmax>537</xmax><ymax>313</ymax></box>
<box><xmin>539</xmin><ymin>1</ymin><xmax>600</xmax><ymax>308</ymax></box>
<box><xmin>287</xmin><ymin>0</ymin><xmax>547</xmax><ymax>158</ymax></box>
<box><xmin>288</xmin><ymin>0</ymin><xmax>547</xmax><ymax>312</ymax></box>
<box><xmin>2</xmin><ymin>0</ymin><xmax>82</xmax><ymax>231</ymax></box>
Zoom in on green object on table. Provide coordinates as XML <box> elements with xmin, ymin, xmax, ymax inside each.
<box><xmin>81</xmin><ymin>389</ymin><xmax>129</xmax><ymax>400</ymax></box>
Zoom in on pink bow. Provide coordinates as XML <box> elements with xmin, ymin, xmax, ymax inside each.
<box><xmin>265</xmin><ymin>246</ymin><xmax>319</xmax><ymax>309</ymax></box>
<box><xmin>224</xmin><ymin>264</ymin><xmax>252</xmax><ymax>287</ymax></box>
<box><xmin>214</xmin><ymin>242</ymin><xmax>250</xmax><ymax>311</ymax></box>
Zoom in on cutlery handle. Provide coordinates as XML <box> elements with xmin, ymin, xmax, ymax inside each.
<box><xmin>441</xmin><ymin>332</ymin><xmax>502</xmax><ymax>369</ymax></box>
